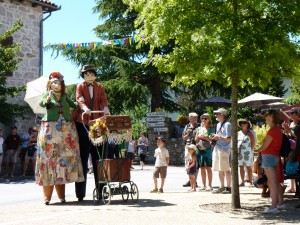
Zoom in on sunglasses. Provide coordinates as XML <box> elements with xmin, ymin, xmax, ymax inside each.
<box><xmin>291</xmin><ymin>112</ymin><xmax>298</xmax><ymax>115</ymax></box>
<box><xmin>201</xmin><ymin>118</ymin><xmax>208</xmax><ymax>120</ymax></box>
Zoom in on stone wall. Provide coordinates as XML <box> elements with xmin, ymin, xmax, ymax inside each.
<box><xmin>0</xmin><ymin>0</ymin><xmax>43</xmax><ymax>133</ymax></box>
<box><xmin>146</xmin><ymin>119</ymin><xmax>185</xmax><ymax>166</ymax></box>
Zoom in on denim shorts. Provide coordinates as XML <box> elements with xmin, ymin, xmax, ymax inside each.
<box><xmin>261</xmin><ymin>154</ymin><xmax>279</xmax><ymax>168</ymax></box>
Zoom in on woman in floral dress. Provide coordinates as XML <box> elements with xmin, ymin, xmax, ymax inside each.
<box><xmin>35</xmin><ymin>72</ymin><xmax>84</xmax><ymax>205</ymax></box>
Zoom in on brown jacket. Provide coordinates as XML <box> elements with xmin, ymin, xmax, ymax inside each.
<box><xmin>74</xmin><ymin>81</ymin><xmax>109</xmax><ymax>125</ymax></box>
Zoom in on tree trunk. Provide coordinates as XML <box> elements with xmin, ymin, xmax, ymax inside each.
<box><xmin>231</xmin><ymin>69</ymin><xmax>241</xmax><ymax>209</ymax></box>
<box><xmin>151</xmin><ymin>77</ymin><xmax>161</xmax><ymax>112</ymax></box>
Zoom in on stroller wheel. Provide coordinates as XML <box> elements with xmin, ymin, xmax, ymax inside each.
<box><xmin>93</xmin><ymin>187</ymin><xmax>100</xmax><ymax>204</ymax></box>
<box><xmin>102</xmin><ymin>184</ymin><xmax>111</xmax><ymax>205</ymax></box>
<box><xmin>121</xmin><ymin>185</ymin><xmax>129</xmax><ymax>202</ymax></box>
<box><xmin>130</xmin><ymin>182</ymin><xmax>139</xmax><ymax>202</ymax></box>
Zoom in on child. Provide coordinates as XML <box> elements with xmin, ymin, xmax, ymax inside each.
<box><xmin>186</xmin><ymin>144</ymin><xmax>197</xmax><ymax>192</ymax></box>
<box><xmin>150</xmin><ymin>137</ymin><xmax>169</xmax><ymax>193</ymax></box>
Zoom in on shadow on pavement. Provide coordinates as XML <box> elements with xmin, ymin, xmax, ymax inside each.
<box><xmin>49</xmin><ymin>198</ymin><xmax>176</xmax><ymax>208</ymax></box>
<box><xmin>0</xmin><ymin>176</ymin><xmax>35</xmax><ymax>184</ymax></box>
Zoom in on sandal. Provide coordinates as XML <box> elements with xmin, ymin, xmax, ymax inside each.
<box><xmin>239</xmin><ymin>183</ymin><xmax>245</xmax><ymax>187</ymax></box>
<box><xmin>286</xmin><ymin>189</ymin><xmax>296</xmax><ymax>193</ymax></box>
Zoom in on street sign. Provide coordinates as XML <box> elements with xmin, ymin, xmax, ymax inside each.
<box><xmin>154</xmin><ymin>127</ymin><xmax>168</xmax><ymax>132</ymax></box>
<box><xmin>146</xmin><ymin>112</ymin><xmax>165</xmax><ymax>117</ymax></box>
<box><xmin>145</xmin><ymin>116</ymin><xmax>165</xmax><ymax>122</ymax></box>
<box><xmin>147</xmin><ymin>122</ymin><xmax>166</xmax><ymax>127</ymax></box>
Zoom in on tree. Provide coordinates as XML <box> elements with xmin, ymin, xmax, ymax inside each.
<box><xmin>125</xmin><ymin>0</ymin><xmax>300</xmax><ymax>208</ymax></box>
<box><xmin>0</xmin><ymin>19</ymin><xmax>26</xmax><ymax>124</ymax></box>
<box><xmin>47</xmin><ymin>0</ymin><xmax>183</xmax><ymax>115</ymax></box>
<box><xmin>284</xmin><ymin>77</ymin><xmax>300</xmax><ymax>105</ymax></box>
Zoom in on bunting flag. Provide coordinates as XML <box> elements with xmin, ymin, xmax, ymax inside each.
<box><xmin>51</xmin><ymin>34</ymin><xmax>134</xmax><ymax>50</ymax></box>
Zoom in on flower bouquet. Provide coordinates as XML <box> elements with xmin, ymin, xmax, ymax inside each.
<box><xmin>89</xmin><ymin>117</ymin><xmax>108</xmax><ymax>145</ymax></box>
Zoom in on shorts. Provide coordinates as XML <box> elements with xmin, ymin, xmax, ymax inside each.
<box><xmin>198</xmin><ymin>149</ymin><xmax>213</xmax><ymax>167</ymax></box>
<box><xmin>212</xmin><ymin>146</ymin><xmax>231</xmax><ymax>172</ymax></box>
<box><xmin>140</xmin><ymin>154</ymin><xmax>146</xmax><ymax>162</ymax></box>
<box><xmin>153</xmin><ymin>166</ymin><xmax>167</xmax><ymax>178</ymax></box>
<box><xmin>4</xmin><ymin>149</ymin><xmax>18</xmax><ymax>163</ymax></box>
<box><xmin>25</xmin><ymin>150</ymin><xmax>37</xmax><ymax>160</ymax></box>
<box><xmin>127</xmin><ymin>152</ymin><xmax>134</xmax><ymax>160</ymax></box>
<box><xmin>261</xmin><ymin>154</ymin><xmax>279</xmax><ymax>169</ymax></box>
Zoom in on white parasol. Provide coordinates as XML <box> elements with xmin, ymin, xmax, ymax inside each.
<box><xmin>24</xmin><ymin>76</ymin><xmax>49</xmax><ymax>114</ymax></box>
<box><xmin>238</xmin><ymin>93</ymin><xmax>283</xmax><ymax>107</ymax></box>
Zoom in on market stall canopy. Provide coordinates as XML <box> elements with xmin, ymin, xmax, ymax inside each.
<box><xmin>238</xmin><ymin>93</ymin><xmax>283</xmax><ymax>107</ymax></box>
<box><xmin>195</xmin><ymin>96</ymin><xmax>231</xmax><ymax>107</ymax></box>
<box><xmin>259</xmin><ymin>101</ymin><xmax>290</xmax><ymax>109</ymax></box>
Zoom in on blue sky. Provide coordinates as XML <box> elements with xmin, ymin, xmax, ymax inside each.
<box><xmin>43</xmin><ymin>0</ymin><xmax>101</xmax><ymax>84</ymax></box>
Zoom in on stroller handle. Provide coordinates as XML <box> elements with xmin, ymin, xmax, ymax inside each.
<box><xmin>82</xmin><ymin>110</ymin><xmax>105</xmax><ymax>121</ymax></box>
<box><xmin>81</xmin><ymin>110</ymin><xmax>105</xmax><ymax>134</ymax></box>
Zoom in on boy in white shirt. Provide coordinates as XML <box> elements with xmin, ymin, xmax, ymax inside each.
<box><xmin>150</xmin><ymin>137</ymin><xmax>170</xmax><ymax>193</ymax></box>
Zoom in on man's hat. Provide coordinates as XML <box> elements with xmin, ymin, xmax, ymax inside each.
<box><xmin>81</xmin><ymin>64</ymin><xmax>97</xmax><ymax>78</ymax></box>
<box><xmin>11</xmin><ymin>125</ymin><xmax>17</xmax><ymax>130</ymax></box>
<box><xmin>189</xmin><ymin>112</ymin><xmax>198</xmax><ymax>117</ymax></box>
<box><xmin>213</xmin><ymin>108</ymin><xmax>228</xmax><ymax>116</ymax></box>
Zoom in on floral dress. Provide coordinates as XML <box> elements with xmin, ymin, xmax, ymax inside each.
<box><xmin>237</xmin><ymin>130</ymin><xmax>253</xmax><ymax>167</ymax></box>
<box><xmin>35</xmin><ymin>95</ymin><xmax>84</xmax><ymax>186</ymax></box>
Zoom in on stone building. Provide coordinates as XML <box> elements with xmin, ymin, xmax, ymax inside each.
<box><xmin>0</xmin><ymin>0</ymin><xmax>59</xmax><ymax>133</ymax></box>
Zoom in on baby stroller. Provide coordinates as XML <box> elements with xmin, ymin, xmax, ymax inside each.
<box><xmin>83</xmin><ymin>111</ymin><xmax>139</xmax><ymax>205</ymax></box>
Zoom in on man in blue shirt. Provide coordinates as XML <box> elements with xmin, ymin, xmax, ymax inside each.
<box><xmin>211</xmin><ymin>108</ymin><xmax>232</xmax><ymax>194</ymax></box>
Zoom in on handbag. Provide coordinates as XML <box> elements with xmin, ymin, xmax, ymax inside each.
<box><xmin>285</xmin><ymin>160</ymin><xmax>299</xmax><ymax>175</ymax></box>
<box><xmin>27</xmin><ymin>145</ymin><xmax>37</xmax><ymax>157</ymax></box>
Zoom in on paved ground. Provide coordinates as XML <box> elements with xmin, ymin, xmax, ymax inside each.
<box><xmin>0</xmin><ymin>165</ymin><xmax>299</xmax><ymax>225</ymax></box>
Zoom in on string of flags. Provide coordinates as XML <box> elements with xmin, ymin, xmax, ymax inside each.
<box><xmin>49</xmin><ymin>34</ymin><xmax>134</xmax><ymax>50</ymax></box>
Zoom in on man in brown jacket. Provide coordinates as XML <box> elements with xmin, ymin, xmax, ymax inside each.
<box><xmin>74</xmin><ymin>64</ymin><xmax>110</xmax><ymax>201</ymax></box>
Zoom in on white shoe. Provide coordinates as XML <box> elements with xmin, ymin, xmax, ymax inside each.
<box><xmin>198</xmin><ymin>186</ymin><xmax>206</xmax><ymax>191</ymax></box>
<box><xmin>205</xmin><ymin>186</ymin><xmax>212</xmax><ymax>191</ymax></box>
<box><xmin>277</xmin><ymin>204</ymin><xmax>286</xmax><ymax>210</ymax></box>
<box><xmin>262</xmin><ymin>207</ymin><xmax>279</xmax><ymax>214</ymax></box>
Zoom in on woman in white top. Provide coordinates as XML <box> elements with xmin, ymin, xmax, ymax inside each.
<box><xmin>127</xmin><ymin>136</ymin><xmax>136</xmax><ymax>169</ymax></box>
<box><xmin>237</xmin><ymin>119</ymin><xmax>255</xmax><ymax>187</ymax></box>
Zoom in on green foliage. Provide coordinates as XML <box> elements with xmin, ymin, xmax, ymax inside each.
<box><xmin>0</xmin><ymin>19</ymin><xmax>26</xmax><ymax>124</ymax></box>
<box><xmin>284</xmin><ymin>93</ymin><xmax>300</xmax><ymax>105</ymax></box>
<box><xmin>126</xmin><ymin>0</ymin><xmax>300</xmax><ymax>86</ymax></box>
<box><xmin>46</xmin><ymin>0</ymin><xmax>183</xmax><ymax>115</ymax></box>
<box><xmin>66</xmin><ymin>84</ymin><xmax>77</xmax><ymax>101</ymax></box>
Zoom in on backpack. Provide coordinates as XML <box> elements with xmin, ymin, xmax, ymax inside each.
<box><xmin>280</xmin><ymin>133</ymin><xmax>291</xmax><ymax>157</ymax></box>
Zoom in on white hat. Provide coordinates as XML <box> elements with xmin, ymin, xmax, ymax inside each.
<box><xmin>189</xmin><ymin>112</ymin><xmax>198</xmax><ymax>117</ymax></box>
<box><xmin>213</xmin><ymin>108</ymin><xmax>228</xmax><ymax>116</ymax></box>
<box><xmin>187</xmin><ymin>144</ymin><xmax>197</xmax><ymax>151</ymax></box>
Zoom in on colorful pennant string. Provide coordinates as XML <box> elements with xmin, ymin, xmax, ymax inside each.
<box><xmin>51</xmin><ymin>35</ymin><xmax>134</xmax><ymax>50</ymax></box>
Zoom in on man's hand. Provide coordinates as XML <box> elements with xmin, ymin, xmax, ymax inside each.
<box><xmin>83</xmin><ymin>107</ymin><xmax>91</xmax><ymax>115</ymax></box>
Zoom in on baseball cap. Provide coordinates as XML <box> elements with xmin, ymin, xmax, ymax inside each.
<box><xmin>213</xmin><ymin>108</ymin><xmax>228</xmax><ymax>116</ymax></box>
<box><xmin>11</xmin><ymin>125</ymin><xmax>17</xmax><ymax>130</ymax></box>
